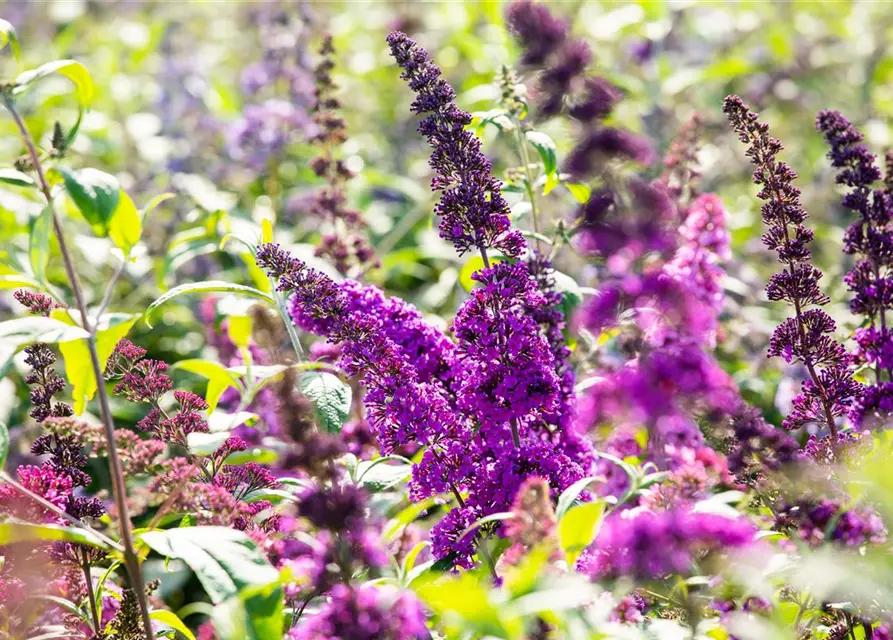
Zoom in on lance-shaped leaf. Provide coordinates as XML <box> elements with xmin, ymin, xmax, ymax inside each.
<box><xmin>0</xmin><ymin>316</ymin><xmax>89</xmax><ymax>367</ymax></box>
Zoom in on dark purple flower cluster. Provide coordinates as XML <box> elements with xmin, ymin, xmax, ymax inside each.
<box><xmin>578</xmin><ymin>509</ymin><xmax>755</xmax><ymax>580</ymax></box>
<box><xmin>506</xmin><ymin>0</ymin><xmax>653</xmax><ymax>179</ymax></box>
<box><xmin>304</xmin><ymin>35</ymin><xmax>377</xmax><ymax>276</ymax></box>
<box><xmin>13</xmin><ymin>290</ymin><xmax>73</xmax><ymax>423</ymax></box>
<box><xmin>289</xmin><ymin>583</ymin><xmax>427</xmax><ymax>640</ymax></box>
<box><xmin>775</xmin><ymin>499</ymin><xmax>887</xmax><ymax>547</ymax></box>
<box><xmin>816</xmin><ymin>110</ymin><xmax>893</xmax><ymax>427</ymax></box>
<box><xmin>453</xmin><ymin>262</ymin><xmax>559</xmax><ymax>426</ymax></box>
<box><xmin>726</xmin><ymin>405</ymin><xmax>798</xmax><ymax>481</ymax></box>
<box><xmin>22</xmin><ymin>344</ymin><xmax>73</xmax><ymax>423</ymax></box>
<box><xmin>386</xmin><ymin>31</ymin><xmax>524</xmax><ymax>260</ymax></box>
<box><xmin>724</xmin><ymin>95</ymin><xmax>859</xmax><ymax>435</ymax></box>
<box><xmin>13</xmin><ymin>289</ymin><xmax>63</xmax><ymax>316</ymax></box>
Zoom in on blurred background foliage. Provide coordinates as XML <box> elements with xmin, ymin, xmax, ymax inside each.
<box><xmin>2</xmin><ymin>0</ymin><xmax>893</xmax><ymax>438</ymax></box>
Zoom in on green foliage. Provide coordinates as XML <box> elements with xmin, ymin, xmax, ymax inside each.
<box><xmin>298</xmin><ymin>371</ymin><xmax>352</xmax><ymax>433</ymax></box>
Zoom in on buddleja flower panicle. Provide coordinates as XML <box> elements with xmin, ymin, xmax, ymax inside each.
<box><xmin>816</xmin><ymin>110</ymin><xmax>893</xmax><ymax>427</ymax></box>
<box><xmin>724</xmin><ymin>95</ymin><xmax>858</xmax><ymax>434</ymax></box>
<box><xmin>386</xmin><ymin>31</ymin><xmax>524</xmax><ymax>260</ymax></box>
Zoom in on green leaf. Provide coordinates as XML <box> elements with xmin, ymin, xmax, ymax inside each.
<box><xmin>52</xmin><ymin>310</ymin><xmax>138</xmax><ymax>414</ymax></box>
<box><xmin>108</xmin><ymin>190</ymin><xmax>141</xmax><ymax>255</ymax></box>
<box><xmin>0</xmin><ymin>316</ymin><xmax>89</xmax><ymax>367</ymax></box>
<box><xmin>29</xmin><ymin>207</ymin><xmax>52</xmax><ymax>284</ymax></box>
<box><xmin>556</xmin><ymin>475</ymin><xmax>602</xmax><ymax>520</ymax></box>
<box><xmin>0</xmin><ymin>20</ymin><xmax>20</xmax><ymax>66</ymax></box>
<box><xmin>355</xmin><ymin>458</ymin><xmax>413</xmax><ymax>492</ymax></box>
<box><xmin>460</xmin><ymin>254</ymin><xmax>502</xmax><ymax>292</ymax></box>
<box><xmin>227</xmin><ymin>315</ymin><xmax>252</xmax><ymax>349</ymax></box>
<box><xmin>211</xmin><ymin>583</ymin><xmax>284</xmax><ymax>640</ymax></box>
<box><xmin>140</xmin><ymin>526</ymin><xmax>280</xmax><ymax>603</ymax></box>
<box><xmin>0</xmin><ymin>273</ymin><xmax>42</xmax><ymax>290</ymax></box>
<box><xmin>15</xmin><ymin>59</ymin><xmax>94</xmax><ymax>107</ymax></box>
<box><xmin>0</xmin><ymin>421</ymin><xmax>8</xmax><ymax>470</ymax></box>
<box><xmin>472</xmin><ymin>109</ymin><xmax>514</xmax><ymax>132</ymax></box>
<box><xmin>525</xmin><ymin>131</ymin><xmax>558</xmax><ymax>175</ymax></box>
<box><xmin>141</xmin><ymin>192</ymin><xmax>175</xmax><ymax>219</ymax></box>
<box><xmin>558</xmin><ymin>501</ymin><xmax>605</xmax><ymax>566</ymax></box>
<box><xmin>419</xmin><ymin>573</ymin><xmax>520</xmax><ymax>637</ymax></box>
<box><xmin>144</xmin><ymin>281</ymin><xmax>273</xmax><ymax>328</ymax></box>
<box><xmin>172</xmin><ymin>359</ymin><xmax>242</xmax><ymax>413</ymax></box>
<box><xmin>261</xmin><ymin>218</ymin><xmax>273</xmax><ymax>244</ymax></box>
<box><xmin>552</xmin><ymin>270</ymin><xmax>583</xmax><ymax>321</ymax></box>
<box><xmin>298</xmin><ymin>371</ymin><xmax>351</xmax><ymax>433</ymax></box>
<box><xmin>53</xmin><ymin>167</ymin><xmax>120</xmax><ymax>236</ymax></box>
<box><xmin>564</xmin><ymin>182</ymin><xmax>591</xmax><ymax>204</ymax></box>
<box><xmin>0</xmin><ymin>168</ymin><xmax>34</xmax><ymax>187</ymax></box>
<box><xmin>186</xmin><ymin>431</ymin><xmax>232</xmax><ymax>457</ymax></box>
<box><xmin>0</xmin><ymin>521</ymin><xmax>110</xmax><ymax>550</ymax></box>
<box><xmin>150</xmin><ymin>610</ymin><xmax>196</xmax><ymax>640</ymax></box>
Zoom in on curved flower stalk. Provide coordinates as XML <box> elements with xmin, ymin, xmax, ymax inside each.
<box><xmin>816</xmin><ymin>110</ymin><xmax>893</xmax><ymax>428</ymax></box>
<box><xmin>724</xmin><ymin>95</ymin><xmax>860</xmax><ymax>436</ymax></box>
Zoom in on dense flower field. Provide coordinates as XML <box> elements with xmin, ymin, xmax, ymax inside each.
<box><xmin>3</xmin><ymin>1</ymin><xmax>893</xmax><ymax>639</ymax></box>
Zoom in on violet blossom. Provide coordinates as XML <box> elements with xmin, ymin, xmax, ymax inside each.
<box><xmin>723</xmin><ymin>95</ymin><xmax>860</xmax><ymax>435</ymax></box>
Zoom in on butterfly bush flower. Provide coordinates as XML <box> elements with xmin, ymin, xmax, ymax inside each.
<box><xmin>663</xmin><ymin>193</ymin><xmax>731</xmax><ymax>348</ymax></box>
<box><xmin>816</xmin><ymin>110</ymin><xmax>893</xmax><ymax>428</ymax></box>
<box><xmin>724</xmin><ymin>95</ymin><xmax>860</xmax><ymax>435</ymax></box>
<box><xmin>386</xmin><ymin>31</ymin><xmax>524</xmax><ymax>261</ymax></box>
<box><xmin>506</xmin><ymin>0</ymin><xmax>653</xmax><ymax>178</ymax></box>
<box><xmin>304</xmin><ymin>35</ymin><xmax>378</xmax><ymax>276</ymax></box>
<box><xmin>290</xmin><ymin>583</ymin><xmax>427</xmax><ymax>640</ymax></box>
<box><xmin>578</xmin><ymin>509</ymin><xmax>755</xmax><ymax>580</ymax></box>
<box><xmin>387</xmin><ymin>30</ymin><xmax>593</xmax><ymax>566</ymax></box>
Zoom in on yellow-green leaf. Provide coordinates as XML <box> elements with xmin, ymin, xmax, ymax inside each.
<box><xmin>459</xmin><ymin>254</ymin><xmax>502</xmax><ymax>292</ymax></box>
<box><xmin>261</xmin><ymin>218</ymin><xmax>273</xmax><ymax>244</ymax></box>
<box><xmin>0</xmin><ymin>315</ymin><xmax>89</xmax><ymax>366</ymax></box>
<box><xmin>150</xmin><ymin>609</ymin><xmax>196</xmax><ymax>640</ymax></box>
<box><xmin>53</xmin><ymin>167</ymin><xmax>120</xmax><ymax>237</ymax></box>
<box><xmin>15</xmin><ymin>59</ymin><xmax>94</xmax><ymax>107</ymax></box>
<box><xmin>0</xmin><ymin>274</ymin><xmax>41</xmax><ymax>290</ymax></box>
<box><xmin>108</xmin><ymin>191</ymin><xmax>141</xmax><ymax>256</ymax></box>
<box><xmin>0</xmin><ymin>521</ymin><xmax>109</xmax><ymax>549</ymax></box>
<box><xmin>0</xmin><ymin>19</ymin><xmax>21</xmax><ymax>67</ymax></box>
<box><xmin>558</xmin><ymin>501</ymin><xmax>606</xmax><ymax>566</ymax></box>
<box><xmin>227</xmin><ymin>315</ymin><xmax>252</xmax><ymax>349</ymax></box>
<box><xmin>0</xmin><ymin>421</ymin><xmax>8</xmax><ymax>470</ymax></box>
<box><xmin>52</xmin><ymin>310</ymin><xmax>138</xmax><ymax>414</ymax></box>
<box><xmin>172</xmin><ymin>359</ymin><xmax>242</xmax><ymax>413</ymax></box>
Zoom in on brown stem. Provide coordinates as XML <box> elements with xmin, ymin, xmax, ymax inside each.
<box><xmin>479</xmin><ymin>246</ymin><xmax>491</xmax><ymax>270</ymax></box>
<box><xmin>509</xmin><ymin>417</ymin><xmax>521</xmax><ymax>448</ymax></box>
<box><xmin>3</xmin><ymin>93</ymin><xmax>154</xmax><ymax>640</ymax></box>
<box><xmin>82</xmin><ymin>558</ymin><xmax>102</xmax><ymax>635</ymax></box>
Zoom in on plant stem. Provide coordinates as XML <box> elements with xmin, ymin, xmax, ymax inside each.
<box><xmin>509</xmin><ymin>417</ymin><xmax>521</xmax><ymax>448</ymax></box>
<box><xmin>513</xmin><ymin>126</ymin><xmax>542</xmax><ymax>253</ymax></box>
<box><xmin>3</xmin><ymin>93</ymin><xmax>154</xmax><ymax>640</ymax></box>
<box><xmin>272</xmin><ymin>285</ymin><xmax>305</xmax><ymax>362</ymax></box>
<box><xmin>82</xmin><ymin>559</ymin><xmax>102</xmax><ymax>635</ymax></box>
